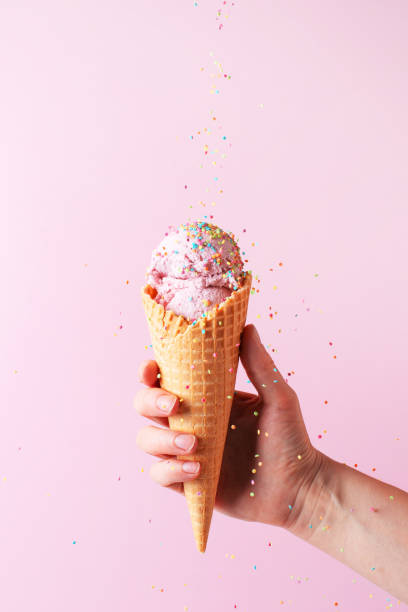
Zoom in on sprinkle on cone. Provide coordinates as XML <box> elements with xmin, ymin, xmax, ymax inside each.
<box><xmin>142</xmin><ymin>274</ymin><xmax>252</xmax><ymax>551</ymax></box>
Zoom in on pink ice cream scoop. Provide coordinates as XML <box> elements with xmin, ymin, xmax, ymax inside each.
<box><xmin>146</xmin><ymin>221</ymin><xmax>245</xmax><ymax>322</ymax></box>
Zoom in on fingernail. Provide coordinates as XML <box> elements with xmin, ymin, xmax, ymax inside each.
<box><xmin>182</xmin><ymin>461</ymin><xmax>200</xmax><ymax>474</ymax></box>
<box><xmin>174</xmin><ymin>434</ymin><xmax>195</xmax><ymax>451</ymax></box>
<box><xmin>157</xmin><ymin>395</ymin><xmax>175</xmax><ymax>414</ymax></box>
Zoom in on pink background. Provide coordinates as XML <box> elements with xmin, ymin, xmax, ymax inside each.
<box><xmin>2</xmin><ymin>1</ymin><xmax>408</xmax><ymax>610</ymax></box>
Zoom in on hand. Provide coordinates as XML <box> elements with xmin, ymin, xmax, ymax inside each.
<box><xmin>136</xmin><ymin>326</ymin><xmax>408</xmax><ymax>602</ymax></box>
<box><xmin>135</xmin><ymin>324</ymin><xmax>323</xmax><ymax>528</ymax></box>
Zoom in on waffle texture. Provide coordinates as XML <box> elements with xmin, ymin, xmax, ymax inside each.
<box><xmin>142</xmin><ymin>273</ymin><xmax>252</xmax><ymax>552</ymax></box>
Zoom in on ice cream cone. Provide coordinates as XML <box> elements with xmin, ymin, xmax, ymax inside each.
<box><xmin>142</xmin><ymin>273</ymin><xmax>252</xmax><ymax>552</ymax></box>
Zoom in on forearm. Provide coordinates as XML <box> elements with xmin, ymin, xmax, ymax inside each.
<box><xmin>287</xmin><ymin>453</ymin><xmax>408</xmax><ymax>603</ymax></box>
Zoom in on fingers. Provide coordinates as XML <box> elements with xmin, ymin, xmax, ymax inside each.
<box><xmin>134</xmin><ymin>386</ymin><xmax>179</xmax><ymax>418</ymax></box>
<box><xmin>136</xmin><ymin>360</ymin><xmax>200</xmax><ymax>490</ymax></box>
<box><xmin>150</xmin><ymin>459</ymin><xmax>201</xmax><ymax>487</ymax></box>
<box><xmin>138</xmin><ymin>360</ymin><xmax>160</xmax><ymax>387</ymax></box>
<box><xmin>136</xmin><ymin>425</ymin><xmax>198</xmax><ymax>457</ymax></box>
<box><xmin>135</xmin><ymin>360</ymin><xmax>179</xmax><ymax>426</ymax></box>
<box><xmin>239</xmin><ymin>324</ymin><xmax>286</xmax><ymax>400</ymax></box>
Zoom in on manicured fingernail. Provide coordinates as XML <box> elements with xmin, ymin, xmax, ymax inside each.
<box><xmin>182</xmin><ymin>461</ymin><xmax>200</xmax><ymax>474</ymax></box>
<box><xmin>157</xmin><ymin>395</ymin><xmax>175</xmax><ymax>414</ymax></box>
<box><xmin>174</xmin><ymin>434</ymin><xmax>195</xmax><ymax>451</ymax></box>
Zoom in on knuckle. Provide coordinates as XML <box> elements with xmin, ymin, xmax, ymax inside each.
<box><xmin>138</xmin><ymin>359</ymin><xmax>152</xmax><ymax>376</ymax></box>
<box><xmin>151</xmin><ymin>460</ymin><xmax>172</xmax><ymax>486</ymax></box>
<box><xmin>285</xmin><ymin>386</ymin><xmax>299</xmax><ymax>405</ymax></box>
<box><xmin>135</xmin><ymin>428</ymin><xmax>145</xmax><ymax>448</ymax></box>
<box><xmin>149</xmin><ymin>463</ymin><xmax>159</xmax><ymax>482</ymax></box>
<box><xmin>134</xmin><ymin>389</ymin><xmax>146</xmax><ymax>414</ymax></box>
<box><xmin>274</xmin><ymin>387</ymin><xmax>298</xmax><ymax>410</ymax></box>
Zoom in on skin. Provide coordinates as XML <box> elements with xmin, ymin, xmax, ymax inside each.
<box><xmin>135</xmin><ymin>324</ymin><xmax>408</xmax><ymax>602</ymax></box>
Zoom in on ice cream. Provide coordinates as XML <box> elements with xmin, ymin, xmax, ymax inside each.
<box><xmin>146</xmin><ymin>221</ymin><xmax>245</xmax><ymax>321</ymax></box>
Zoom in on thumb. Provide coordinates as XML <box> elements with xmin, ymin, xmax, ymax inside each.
<box><xmin>239</xmin><ymin>324</ymin><xmax>286</xmax><ymax>400</ymax></box>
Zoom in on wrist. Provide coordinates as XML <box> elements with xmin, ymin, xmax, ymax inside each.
<box><xmin>283</xmin><ymin>450</ymin><xmax>336</xmax><ymax>539</ymax></box>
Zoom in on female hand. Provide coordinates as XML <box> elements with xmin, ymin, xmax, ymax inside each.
<box><xmin>135</xmin><ymin>324</ymin><xmax>323</xmax><ymax>528</ymax></box>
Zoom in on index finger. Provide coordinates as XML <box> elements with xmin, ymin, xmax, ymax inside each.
<box><xmin>138</xmin><ymin>360</ymin><xmax>160</xmax><ymax>387</ymax></box>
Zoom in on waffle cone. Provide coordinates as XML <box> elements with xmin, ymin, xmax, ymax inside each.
<box><xmin>141</xmin><ymin>273</ymin><xmax>252</xmax><ymax>552</ymax></box>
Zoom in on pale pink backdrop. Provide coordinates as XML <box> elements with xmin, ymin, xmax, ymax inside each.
<box><xmin>2</xmin><ymin>1</ymin><xmax>408</xmax><ymax>610</ymax></box>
